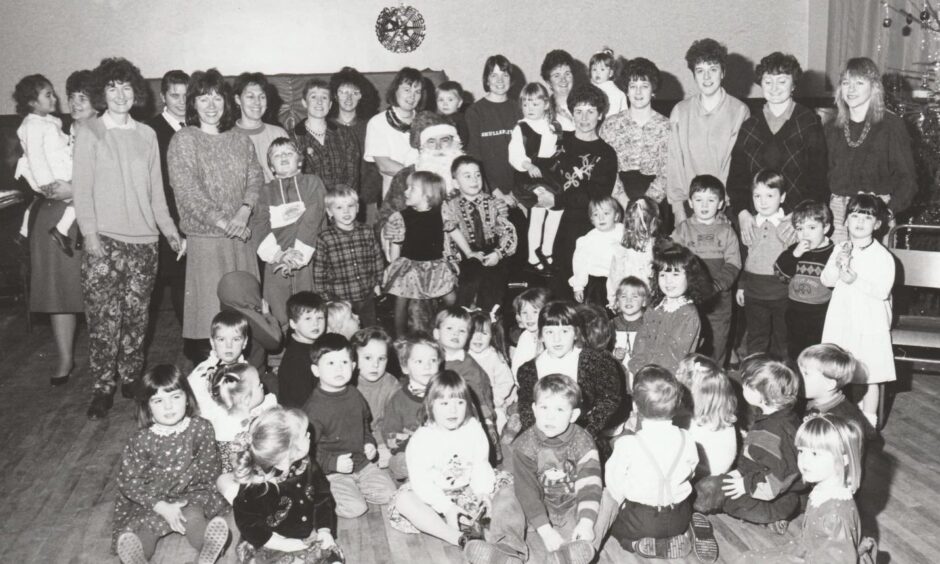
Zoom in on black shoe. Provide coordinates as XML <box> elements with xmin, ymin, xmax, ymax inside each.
<box><xmin>121</xmin><ymin>380</ymin><xmax>137</xmax><ymax>400</ymax></box>
<box><xmin>50</xmin><ymin>370</ymin><xmax>71</xmax><ymax>386</ymax></box>
<box><xmin>49</xmin><ymin>228</ymin><xmax>74</xmax><ymax>257</ymax></box>
<box><xmin>86</xmin><ymin>392</ymin><xmax>114</xmax><ymax>420</ymax></box>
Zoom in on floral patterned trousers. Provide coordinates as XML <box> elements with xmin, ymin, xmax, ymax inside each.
<box><xmin>82</xmin><ymin>236</ymin><xmax>158</xmax><ymax>395</ymax></box>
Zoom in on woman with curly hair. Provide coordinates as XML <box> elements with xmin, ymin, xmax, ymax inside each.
<box><xmin>73</xmin><ymin>57</ymin><xmax>185</xmax><ymax>419</ymax></box>
<box><xmin>824</xmin><ymin>57</ymin><xmax>917</xmax><ymax>242</ymax></box>
<box><xmin>168</xmin><ymin>68</ymin><xmax>264</xmax><ymax>365</ymax></box>
<box><xmin>599</xmin><ymin>57</ymin><xmax>671</xmax><ymax>209</ymax></box>
<box><xmin>727</xmin><ymin>52</ymin><xmax>829</xmax><ymax>245</ymax></box>
<box><xmin>666</xmin><ymin>38</ymin><xmax>750</xmax><ymax>225</ymax></box>
<box><xmin>534</xmin><ymin>84</ymin><xmax>618</xmax><ymax>300</ymax></box>
<box><xmin>541</xmin><ymin>49</ymin><xmax>577</xmax><ymax>132</ymax></box>
<box><xmin>627</xmin><ymin>242</ymin><xmax>713</xmax><ymax>376</ymax></box>
<box><xmin>329</xmin><ymin>66</ymin><xmax>382</xmax><ymax>212</ymax></box>
<box><xmin>233</xmin><ymin>72</ymin><xmax>289</xmax><ymax>183</ymax></box>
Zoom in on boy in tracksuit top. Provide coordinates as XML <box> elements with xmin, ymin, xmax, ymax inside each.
<box><xmin>672</xmin><ymin>175</ymin><xmax>741</xmax><ymax>367</ymax></box>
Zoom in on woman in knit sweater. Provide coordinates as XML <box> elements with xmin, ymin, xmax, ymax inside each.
<box><xmin>168</xmin><ymin>69</ymin><xmax>265</xmax><ymax>360</ymax></box>
<box><xmin>232</xmin><ymin>72</ymin><xmax>289</xmax><ymax>184</ymax></box>
<box><xmin>73</xmin><ymin>58</ymin><xmax>184</xmax><ymax>419</ymax></box>
<box><xmin>515</xmin><ymin>302</ymin><xmax>623</xmax><ymax>454</ymax></box>
<box><xmin>727</xmin><ymin>52</ymin><xmax>828</xmax><ymax>244</ymax></box>
<box><xmin>824</xmin><ymin>57</ymin><xmax>917</xmax><ymax>242</ymax></box>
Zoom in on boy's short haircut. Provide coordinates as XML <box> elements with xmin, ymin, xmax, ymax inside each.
<box><xmin>437</xmin><ymin>80</ymin><xmax>464</xmax><ymax>98</ymax></box>
<box><xmin>325</xmin><ymin>184</ymin><xmax>359</xmax><ymax>208</ymax></box>
<box><xmin>233</xmin><ymin>72</ymin><xmax>269</xmax><ymax>97</ymax></box>
<box><xmin>751</xmin><ymin>169</ymin><xmax>787</xmax><ymax>195</ymax></box>
<box><xmin>302</xmin><ymin>77</ymin><xmax>330</xmax><ymax>99</ymax></box>
<box><xmin>798</xmin><ymin>344</ymin><xmax>858</xmax><ymax>388</ymax></box>
<box><xmin>266</xmin><ymin>136</ymin><xmax>299</xmax><ymax>169</ymax></box>
<box><xmin>791</xmin><ymin>200</ymin><xmax>833</xmax><ymax>227</ymax></box>
<box><xmin>350</xmin><ymin>326</ymin><xmax>392</xmax><ymax>350</ymax></box>
<box><xmin>286</xmin><ymin>291</ymin><xmax>326</xmax><ymax>323</ymax></box>
<box><xmin>616</xmin><ymin>275</ymin><xmax>650</xmax><ymax>299</ymax></box>
<box><xmin>310</xmin><ymin>332</ymin><xmax>354</xmax><ymax>366</ymax></box>
<box><xmin>589</xmin><ymin>196</ymin><xmax>624</xmax><ymax>223</ymax></box>
<box><xmin>160</xmin><ymin>70</ymin><xmax>190</xmax><ymax>95</ymax></box>
<box><xmin>451</xmin><ymin>154</ymin><xmax>483</xmax><ymax>178</ymax></box>
<box><xmin>741</xmin><ymin>354</ymin><xmax>800</xmax><ymax>409</ymax></box>
<box><xmin>689</xmin><ymin>174</ymin><xmax>726</xmax><ymax>200</ymax></box>
<box><xmin>326</xmin><ymin>300</ymin><xmax>354</xmax><ymax>328</ymax></box>
<box><xmin>633</xmin><ymin>365</ymin><xmax>681</xmax><ymax>419</ymax></box>
<box><xmin>210</xmin><ymin>309</ymin><xmax>249</xmax><ymax>338</ymax></box>
<box><xmin>533</xmin><ymin>373</ymin><xmax>581</xmax><ymax>408</ymax></box>
<box><xmin>513</xmin><ymin>287</ymin><xmax>552</xmax><ymax>317</ymax></box>
<box><xmin>434</xmin><ymin>305</ymin><xmax>471</xmax><ymax>329</ymax></box>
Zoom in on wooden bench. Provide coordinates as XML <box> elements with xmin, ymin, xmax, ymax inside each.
<box><xmin>890</xmin><ymin>224</ymin><xmax>940</xmax><ymax>364</ymax></box>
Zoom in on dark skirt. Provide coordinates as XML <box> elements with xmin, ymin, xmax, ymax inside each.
<box><xmin>29</xmin><ymin>199</ymin><xmax>84</xmax><ymax>313</ymax></box>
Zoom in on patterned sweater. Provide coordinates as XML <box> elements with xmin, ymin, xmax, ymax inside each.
<box><xmin>737</xmin><ymin>407</ymin><xmax>801</xmax><ymax>501</ymax></box>
<box><xmin>512</xmin><ymin>424</ymin><xmax>602</xmax><ymax>528</ymax></box>
<box><xmin>672</xmin><ymin>216</ymin><xmax>741</xmax><ymax>293</ymax></box>
<box><xmin>774</xmin><ymin>241</ymin><xmax>835</xmax><ymax>306</ymax></box>
<box><xmin>628</xmin><ymin>301</ymin><xmax>701</xmax><ymax>375</ymax></box>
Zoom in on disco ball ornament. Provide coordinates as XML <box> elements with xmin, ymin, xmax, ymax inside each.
<box><xmin>375</xmin><ymin>5</ymin><xmax>426</xmax><ymax>54</ymax></box>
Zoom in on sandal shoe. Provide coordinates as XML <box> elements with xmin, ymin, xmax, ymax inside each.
<box><xmin>49</xmin><ymin>227</ymin><xmax>74</xmax><ymax>257</ymax></box>
<box><xmin>197</xmin><ymin>516</ymin><xmax>229</xmax><ymax>564</ymax></box>
<box><xmin>116</xmin><ymin>532</ymin><xmax>148</xmax><ymax>564</ymax></box>
<box><xmin>690</xmin><ymin>512</ymin><xmax>719</xmax><ymax>563</ymax></box>
<box><xmin>766</xmin><ymin>519</ymin><xmax>790</xmax><ymax>535</ymax></box>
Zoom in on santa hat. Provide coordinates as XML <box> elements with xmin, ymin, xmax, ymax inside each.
<box><xmin>409</xmin><ymin>111</ymin><xmax>457</xmax><ymax>149</ymax></box>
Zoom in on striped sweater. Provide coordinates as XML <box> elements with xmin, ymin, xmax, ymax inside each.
<box><xmin>512</xmin><ymin>424</ymin><xmax>602</xmax><ymax>528</ymax></box>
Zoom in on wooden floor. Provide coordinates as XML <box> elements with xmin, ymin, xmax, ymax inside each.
<box><xmin>0</xmin><ymin>304</ymin><xmax>937</xmax><ymax>564</ymax></box>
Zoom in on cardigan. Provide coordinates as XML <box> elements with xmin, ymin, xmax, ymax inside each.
<box><xmin>727</xmin><ymin>103</ymin><xmax>828</xmax><ymax>215</ymax></box>
<box><xmin>516</xmin><ymin>348</ymin><xmax>622</xmax><ymax>439</ymax></box>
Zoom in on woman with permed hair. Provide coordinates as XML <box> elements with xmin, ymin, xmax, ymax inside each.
<box><xmin>233</xmin><ymin>72</ymin><xmax>289</xmax><ymax>183</ymax></box>
<box><xmin>168</xmin><ymin>68</ymin><xmax>265</xmax><ymax>366</ymax></box>
<box><xmin>824</xmin><ymin>57</ymin><xmax>917</xmax><ymax>242</ymax></box>
<box><xmin>727</xmin><ymin>51</ymin><xmax>829</xmax><ymax>246</ymax></box>
<box><xmin>665</xmin><ymin>38</ymin><xmax>750</xmax><ymax>227</ymax></box>
<box><xmin>599</xmin><ymin>57</ymin><xmax>671</xmax><ymax>210</ymax></box>
<box><xmin>541</xmin><ymin>49</ymin><xmax>578</xmax><ymax>131</ymax></box>
<box><xmin>74</xmin><ymin>57</ymin><xmax>185</xmax><ymax>419</ymax></box>
<box><xmin>329</xmin><ymin>66</ymin><xmax>383</xmax><ymax>212</ymax></box>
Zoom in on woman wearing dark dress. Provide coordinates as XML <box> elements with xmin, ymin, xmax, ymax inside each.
<box><xmin>29</xmin><ymin>69</ymin><xmax>95</xmax><ymax>387</ymax></box>
<box><xmin>535</xmin><ymin>85</ymin><xmax>618</xmax><ymax>300</ymax></box>
<box><xmin>727</xmin><ymin>52</ymin><xmax>828</xmax><ymax>244</ymax></box>
<box><xmin>824</xmin><ymin>57</ymin><xmax>917</xmax><ymax>243</ymax></box>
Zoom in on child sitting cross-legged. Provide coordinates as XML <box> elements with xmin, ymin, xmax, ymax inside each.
<box><xmin>302</xmin><ymin>333</ymin><xmax>397</xmax><ymax>519</ymax></box>
<box><xmin>696</xmin><ymin>355</ymin><xmax>802</xmax><ymax>535</ymax></box>
<box><xmin>352</xmin><ymin>327</ymin><xmax>401</xmax><ymax>469</ymax></box>
<box><xmin>503</xmin><ymin>374</ymin><xmax>604</xmax><ymax>564</ymax></box>
<box><xmin>278</xmin><ymin>291</ymin><xmax>327</xmax><ymax>408</ymax></box>
<box><xmin>597</xmin><ymin>366</ymin><xmax>716</xmax><ymax>561</ymax></box>
<box><xmin>211</xmin><ymin>363</ymin><xmax>279</xmax><ymax>472</ymax></box>
<box><xmin>388</xmin><ymin>371</ymin><xmax>524</xmax><ymax>563</ymax></box>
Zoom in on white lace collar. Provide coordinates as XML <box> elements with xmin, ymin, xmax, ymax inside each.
<box><xmin>151</xmin><ymin>416</ymin><xmax>192</xmax><ymax>436</ymax></box>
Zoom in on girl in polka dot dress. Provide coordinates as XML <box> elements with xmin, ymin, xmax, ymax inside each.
<box><xmin>113</xmin><ymin>365</ymin><xmax>229</xmax><ymax>564</ymax></box>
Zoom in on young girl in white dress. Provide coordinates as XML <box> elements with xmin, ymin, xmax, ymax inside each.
<box><xmin>821</xmin><ymin>194</ymin><xmax>895</xmax><ymax>430</ymax></box>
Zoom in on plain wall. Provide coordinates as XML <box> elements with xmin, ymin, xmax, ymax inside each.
<box><xmin>0</xmin><ymin>0</ymin><xmax>825</xmax><ymax>115</ymax></box>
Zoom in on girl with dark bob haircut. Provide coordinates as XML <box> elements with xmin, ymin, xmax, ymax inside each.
<box><xmin>185</xmin><ymin>68</ymin><xmax>236</xmax><ymax>132</ymax></box>
<box><xmin>482</xmin><ymin>54</ymin><xmax>512</xmax><ymax>92</ymax></box>
<box><xmin>566</xmin><ymin>84</ymin><xmax>609</xmax><ymax>128</ymax></box>
<box><xmin>754</xmin><ymin>52</ymin><xmax>803</xmax><ymax>84</ymax></box>
<box><xmin>384</xmin><ymin>67</ymin><xmax>425</xmax><ymax>109</ymax></box>
<box><xmin>12</xmin><ymin>74</ymin><xmax>53</xmax><ymax>116</ymax></box>
<box><xmin>92</xmin><ymin>57</ymin><xmax>149</xmax><ymax>111</ymax></box>
<box><xmin>135</xmin><ymin>364</ymin><xmax>197</xmax><ymax>428</ymax></box>
<box><xmin>684</xmin><ymin>38</ymin><xmax>728</xmax><ymax>72</ymax></box>
<box><xmin>617</xmin><ymin>57</ymin><xmax>661</xmax><ymax>93</ymax></box>
<box><xmin>540</xmin><ymin>49</ymin><xmax>575</xmax><ymax>82</ymax></box>
<box><xmin>648</xmin><ymin>242</ymin><xmax>714</xmax><ymax>306</ymax></box>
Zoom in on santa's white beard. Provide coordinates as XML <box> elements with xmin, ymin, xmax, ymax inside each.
<box><xmin>415</xmin><ymin>145</ymin><xmax>464</xmax><ymax>197</ymax></box>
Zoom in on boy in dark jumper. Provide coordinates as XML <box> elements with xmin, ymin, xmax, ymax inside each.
<box><xmin>672</xmin><ymin>175</ymin><xmax>741</xmax><ymax>367</ymax></box>
<box><xmin>774</xmin><ymin>200</ymin><xmax>835</xmax><ymax>361</ymax></box>
<box><xmin>799</xmin><ymin>344</ymin><xmax>877</xmax><ymax>443</ymax></box>
<box><xmin>302</xmin><ymin>333</ymin><xmax>396</xmax><ymax>519</ymax></box>
<box><xmin>697</xmin><ymin>355</ymin><xmax>802</xmax><ymax>533</ymax></box>
<box><xmin>278</xmin><ymin>291</ymin><xmax>326</xmax><ymax>408</ymax></box>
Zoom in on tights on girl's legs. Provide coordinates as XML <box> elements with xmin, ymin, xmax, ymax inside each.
<box><xmin>394</xmin><ymin>292</ymin><xmax>456</xmax><ymax>337</ymax></box>
<box><xmin>526</xmin><ymin>208</ymin><xmax>561</xmax><ymax>267</ymax></box>
<box><xmin>124</xmin><ymin>504</ymin><xmax>210</xmax><ymax>559</ymax></box>
<box><xmin>394</xmin><ymin>490</ymin><xmax>463</xmax><ymax>545</ymax></box>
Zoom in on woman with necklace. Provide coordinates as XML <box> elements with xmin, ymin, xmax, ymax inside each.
<box><xmin>292</xmin><ymin>78</ymin><xmax>360</xmax><ymax>193</ymax></box>
<box><xmin>233</xmin><ymin>72</ymin><xmax>288</xmax><ymax>183</ymax></box>
<box><xmin>727</xmin><ymin>52</ymin><xmax>828</xmax><ymax>245</ymax></box>
<box><xmin>599</xmin><ymin>57</ymin><xmax>671</xmax><ymax>210</ymax></box>
<box><xmin>824</xmin><ymin>57</ymin><xmax>917</xmax><ymax>242</ymax></box>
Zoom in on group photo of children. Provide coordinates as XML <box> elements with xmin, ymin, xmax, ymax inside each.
<box><xmin>10</xmin><ymin>26</ymin><xmax>918</xmax><ymax>564</ymax></box>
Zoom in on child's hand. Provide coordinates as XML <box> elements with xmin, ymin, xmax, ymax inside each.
<box><xmin>573</xmin><ymin>290</ymin><xmax>584</xmax><ymax>303</ymax></box>
<box><xmin>317</xmin><ymin>529</ymin><xmax>336</xmax><ymax>548</ymax></box>
<box><xmin>613</xmin><ymin>347</ymin><xmax>627</xmax><ymax>361</ymax></box>
<box><xmin>839</xmin><ymin>266</ymin><xmax>857</xmax><ymax>284</ymax></box>
<box><xmin>482</xmin><ymin>252</ymin><xmax>500</xmax><ymax>267</ymax></box>
<box><xmin>571</xmin><ymin>518</ymin><xmax>595</xmax><ymax>542</ymax></box>
<box><xmin>364</xmin><ymin>443</ymin><xmax>377</xmax><ymax>461</ymax></box>
<box><xmin>793</xmin><ymin>239</ymin><xmax>812</xmax><ymax>258</ymax></box>
<box><xmin>736</xmin><ymin>289</ymin><xmax>745</xmax><ymax>307</ymax></box>
<box><xmin>722</xmin><ymin>472</ymin><xmax>746</xmax><ymax>499</ymax></box>
<box><xmin>154</xmin><ymin>500</ymin><xmax>188</xmax><ymax>534</ymax></box>
<box><xmin>537</xmin><ymin>524</ymin><xmax>566</xmax><ymax>552</ymax></box>
<box><xmin>336</xmin><ymin>453</ymin><xmax>354</xmax><ymax>474</ymax></box>
<box><xmin>374</xmin><ymin>285</ymin><xmax>382</xmax><ymax>296</ymax></box>
<box><xmin>443</xmin><ymin>504</ymin><xmax>469</xmax><ymax>530</ymax></box>
<box><xmin>526</xmin><ymin>163</ymin><xmax>542</xmax><ymax>178</ymax></box>
<box><xmin>261</xmin><ymin>298</ymin><xmax>271</xmax><ymax>315</ymax></box>
<box><xmin>377</xmin><ymin>444</ymin><xmax>392</xmax><ymax>468</ymax></box>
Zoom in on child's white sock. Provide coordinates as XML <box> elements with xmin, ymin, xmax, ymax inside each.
<box><xmin>863</xmin><ymin>411</ymin><xmax>878</xmax><ymax>429</ymax></box>
<box><xmin>19</xmin><ymin>208</ymin><xmax>30</xmax><ymax>237</ymax></box>
<box><xmin>55</xmin><ymin>204</ymin><xmax>76</xmax><ymax>236</ymax></box>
